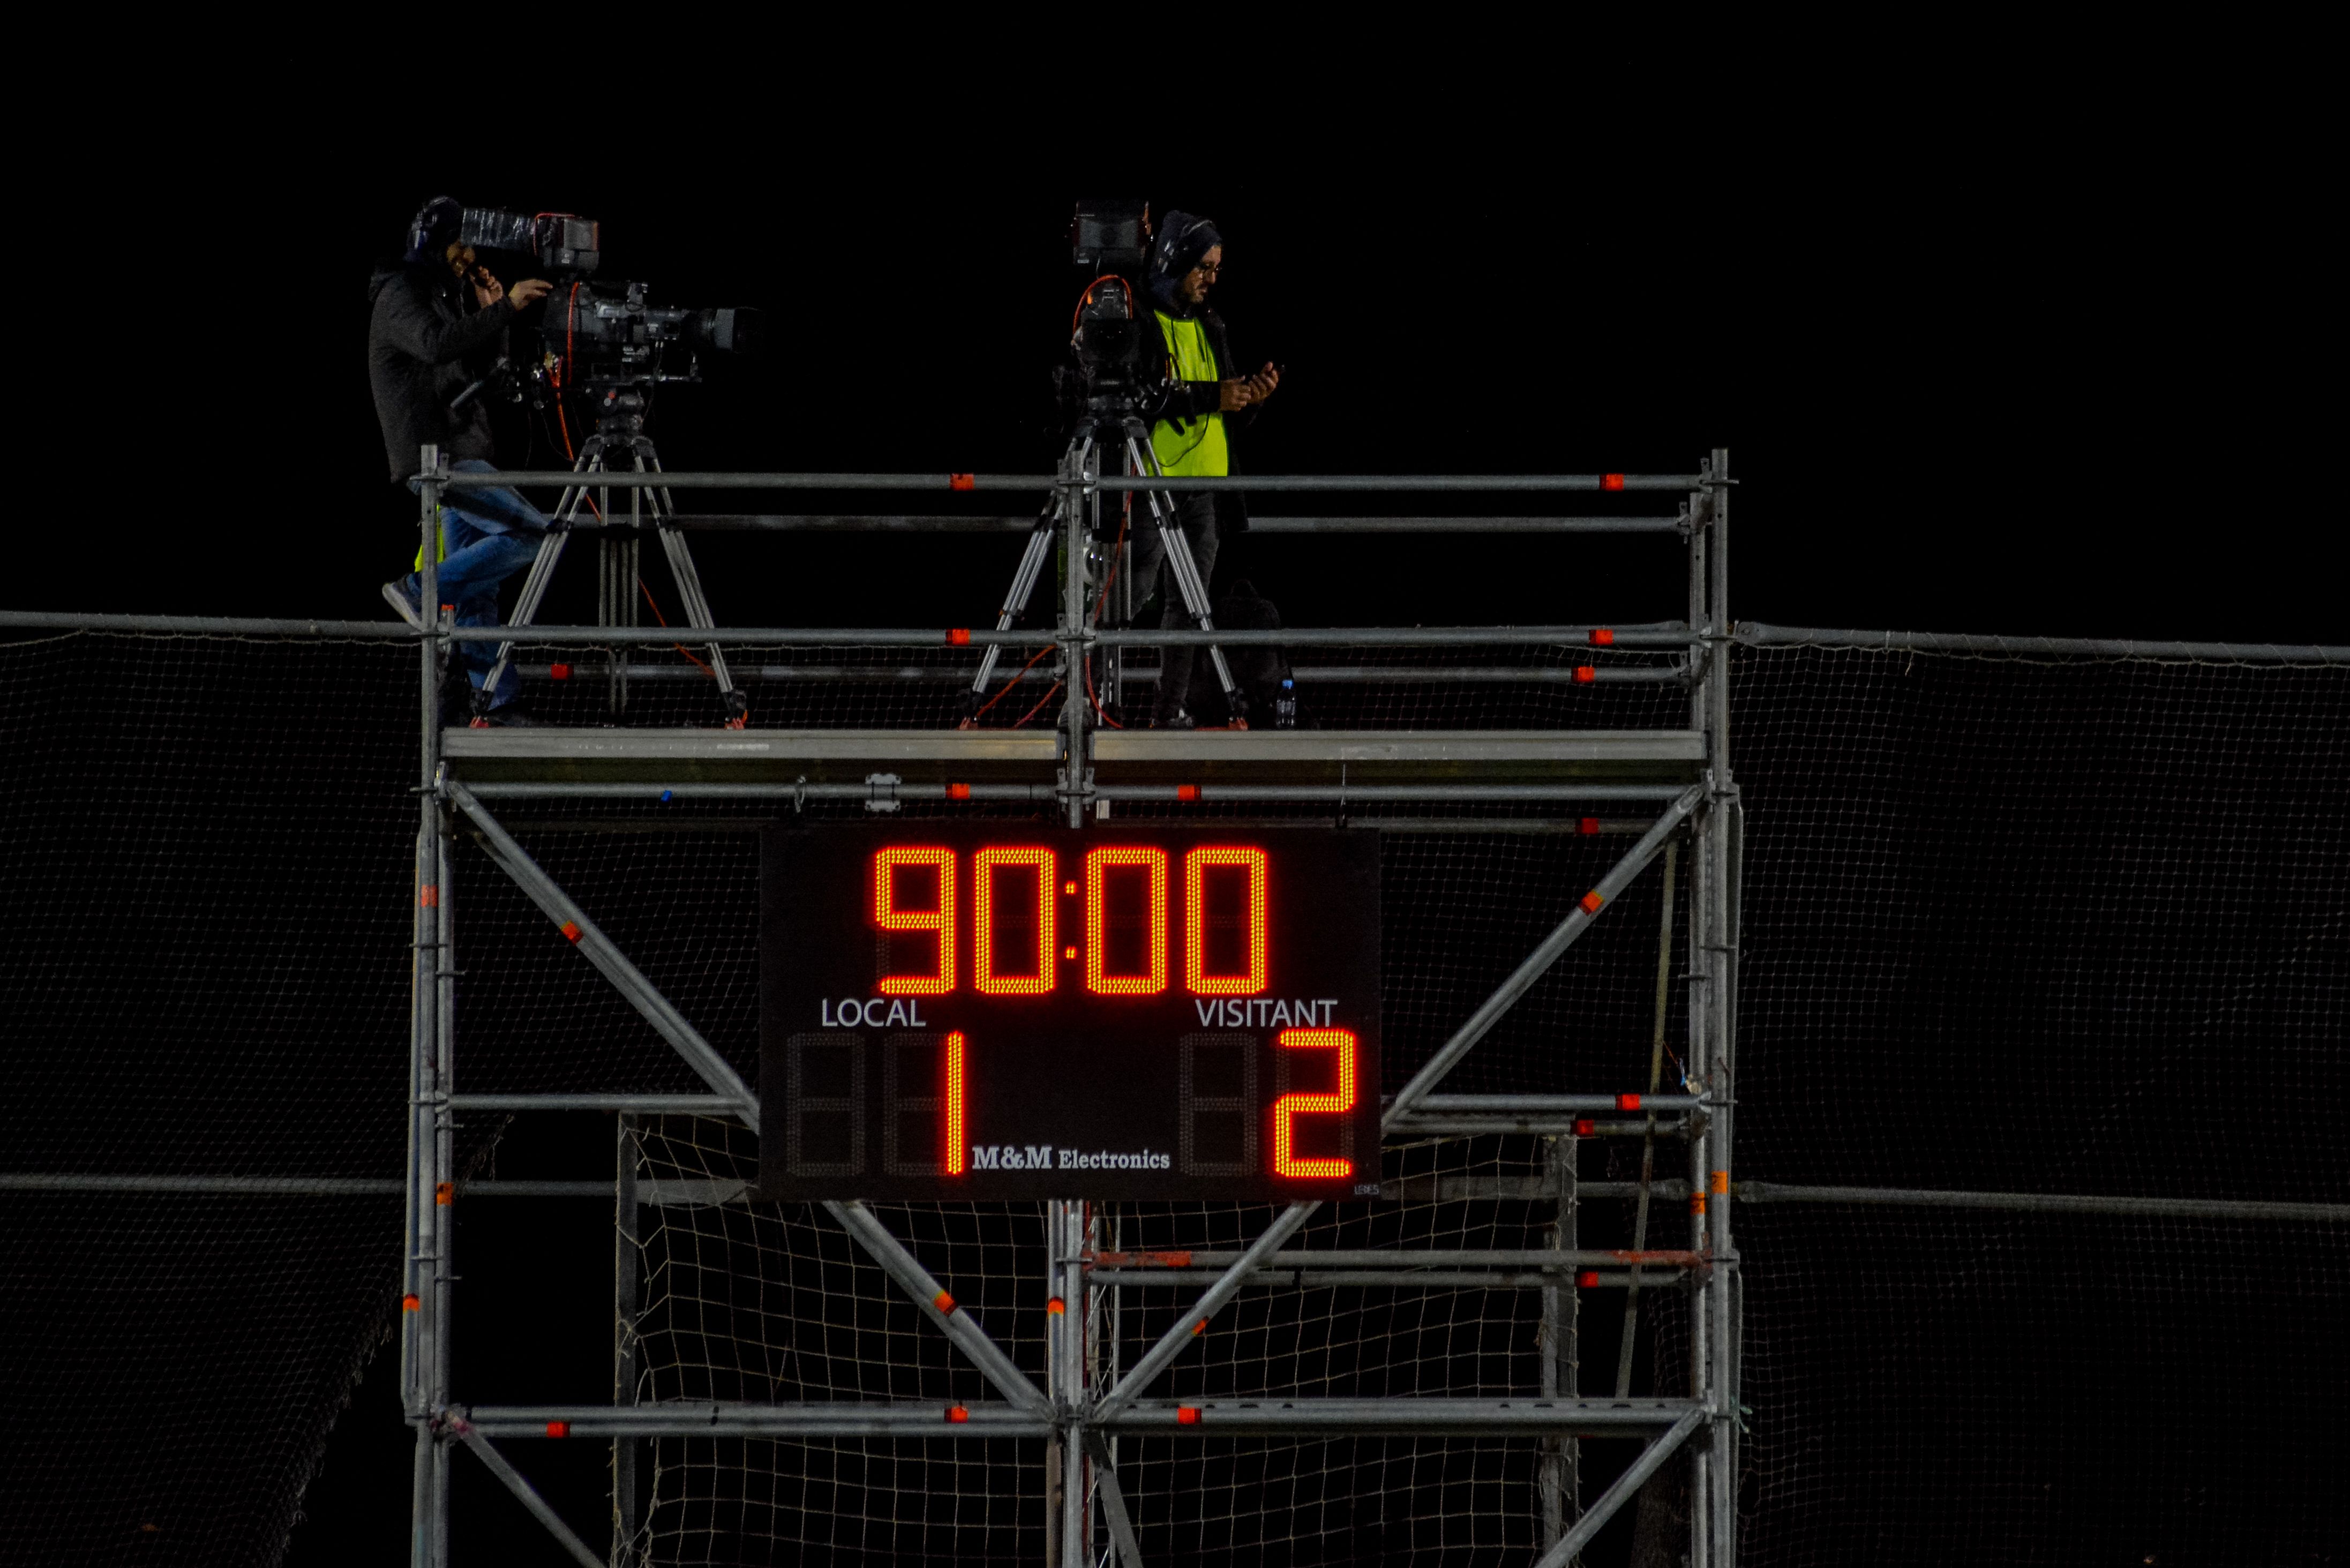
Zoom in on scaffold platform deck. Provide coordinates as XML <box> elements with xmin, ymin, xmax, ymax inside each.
<box><xmin>440</xmin><ymin>726</ymin><xmax>1705</xmax><ymax>787</ymax></box>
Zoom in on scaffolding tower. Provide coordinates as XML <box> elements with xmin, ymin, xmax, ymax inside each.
<box><xmin>401</xmin><ymin>449</ymin><xmax>1741</xmax><ymax>1566</ymax></box>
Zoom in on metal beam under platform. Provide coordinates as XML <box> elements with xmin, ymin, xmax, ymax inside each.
<box><xmin>441</xmin><ymin>726</ymin><xmax>1704</xmax><ymax>787</ymax></box>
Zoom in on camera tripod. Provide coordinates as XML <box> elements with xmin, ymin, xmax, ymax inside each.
<box><xmin>966</xmin><ymin>411</ymin><xmax>1245</xmax><ymax>726</ymax></box>
<box><xmin>477</xmin><ymin>386</ymin><xmax>747</xmax><ymax>727</ymax></box>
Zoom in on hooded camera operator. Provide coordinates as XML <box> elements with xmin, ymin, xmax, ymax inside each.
<box><xmin>368</xmin><ymin>196</ymin><xmax>553</xmax><ymax>722</ymax></box>
<box><xmin>1135</xmin><ymin>211</ymin><xmax>1279</xmax><ymax>727</ymax></box>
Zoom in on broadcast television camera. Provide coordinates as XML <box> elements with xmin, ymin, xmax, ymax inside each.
<box><xmin>1065</xmin><ymin>199</ymin><xmax>1158</xmax><ymax>420</ymax></box>
<box><xmin>454</xmin><ymin>206</ymin><xmax>761</xmax><ymax>386</ymax></box>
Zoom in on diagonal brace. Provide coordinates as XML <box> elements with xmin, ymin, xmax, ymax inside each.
<box><xmin>451</xmin><ymin>790</ymin><xmax>1048</xmax><ymax>1416</ymax></box>
<box><xmin>1083</xmin><ymin>1429</ymin><xmax>1148</xmax><ymax>1568</ymax></box>
<box><xmin>1098</xmin><ymin>788</ymin><xmax>1701</xmax><ymax>1420</ymax></box>
<box><xmin>449</xmin><ymin>783</ymin><xmax>757</xmax><ymax>1128</ymax></box>
<box><xmin>1093</xmin><ymin>1200</ymin><xmax>1317</xmax><ymax>1420</ymax></box>
<box><xmin>1387</xmin><ymin>783</ymin><xmax>1703</xmax><ymax>1121</ymax></box>
<box><xmin>1531</xmin><ymin>1406</ymin><xmax>1705</xmax><ymax>1567</ymax></box>
<box><xmin>826</xmin><ymin>1199</ymin><xmax>1052</xmax><ymax>1418</ymax></box>
<box><xmin>445</xmin><ymin>1412</ymin><xmax>603</xmax><ymax>1568</ymax></box>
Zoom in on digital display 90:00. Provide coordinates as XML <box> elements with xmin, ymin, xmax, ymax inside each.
<box><xmin>757</xmin><ymin>825</ymin><xmax>1384</xmax><ymax>1202</ymax></box>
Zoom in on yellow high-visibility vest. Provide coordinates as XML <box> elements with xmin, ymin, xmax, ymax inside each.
<box><xmin>1150</xmin><ymin>312</ymin><xmax>1228</xmax><ymax>478</ymax></box>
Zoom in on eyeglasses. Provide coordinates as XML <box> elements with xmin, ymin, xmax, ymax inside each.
<box><xmin>1189</xmin><ymin>261</ymin><xmax>1222</xmax><ymax>276</ymax></box>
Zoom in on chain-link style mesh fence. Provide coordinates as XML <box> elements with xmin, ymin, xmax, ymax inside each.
<box><xmin>2</xmin><ymin>631</ymin><xmax>2341</xmax><ymax>1565</ymax></box>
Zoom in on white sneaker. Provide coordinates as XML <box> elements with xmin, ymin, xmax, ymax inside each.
<box><xmin>381</xmin><ymin>580</ymin><xmax>424</xmax><ymax>631</ymax></box>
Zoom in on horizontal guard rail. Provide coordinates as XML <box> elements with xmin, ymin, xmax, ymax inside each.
<box><xmin>1735</xmin><ymin>621</ymin><xmax>2350</xmax><ymax>663</ymax></box>
<box><xmin>452</xmin><ymin>1397</ymin><xmax>1701</xmax><ymax>1438</ymax></box>
<box><xmin>519</xmin><ymin>663</ymin><xmax>1686</xmax><ymax>686</ymax></box>
<box><xmin>535</xmin><ymin>514</ymin><xmax>1690</xmax><ymax>535</ymax></box>
<box><xmin>458</xmin><ymin>784</ymin><xmax>1692</xmax><ymax>804</ymax></box>
<box><xmin>441</xmin><ymin>471</ymin><xmax>1708</xmax><ymax>492</ymax></box>
<box><xmin>0</xmin><ymin>612</ymin><xmax>1689</xmax><ymax>649</ymax></box>
<box><xmin>438</xmin><ymin>624</ymin><xmax>1695</xmax><ymax>648</ymax></box>
<box><xmin>16</xmin><ymin>610</ymin><xmax>2331</xmax><ymax>661</ymax></box>
<box><xmin>9</xmin><ymin>1174</ymin><xmax>2340</xmax><ymax>1222</ymax></box>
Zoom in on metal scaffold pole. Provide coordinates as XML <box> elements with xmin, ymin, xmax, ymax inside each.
<box><xmin>1537</xmin><ymin>1130</ymin><xmax>1579</xmax><ymax>1549</ymax></box>
<box><xmin>1061</xmin><ymin>441</ymin><xmax>1093</xmax><ymax>828</ymax></box>
<box><xmin>1704</xmin><ymin>448</ymin><xmax>1740</xmax><ymax>1568</ymax></box>
<box><xmin>432</xmin><ymin>740</ymin><xmax>457</xmax><ymax>1568</ymax></box>
<box><xmin>407</xmin><ymin>444</ymin><xmax>449</xmax><ymax>1568</ymax></box>
<box><xmin>614</xmin><ymin>1113</ymin><xmax>642</xmax><ymax>1565</ymax></box>
<box><xmin>1047</xmin><ymin>1198</ymin><xmax>1085</xmax><ymax>1565</ymax></box>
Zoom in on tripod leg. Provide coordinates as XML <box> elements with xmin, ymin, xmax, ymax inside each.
<box><xmin>643</xmin><ymin>455</ymin><xmax>748</xmax><ymax>727</ymax></box>
<box><xmin>1124</xmin><ymin>434</ymin><xmax>1247</xmax><ymax>724</ymax></box>
<box><xmin>966</xmin><ymin>509</ymin><xmax>1057</xmax><ymax>706</ymax></box>
<box><xmin>474</xmin><ymin>442</ymin><xmax>596</xmax><ymax>716</ymax></box>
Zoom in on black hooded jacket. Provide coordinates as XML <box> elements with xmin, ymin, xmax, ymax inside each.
<box><xmin>366</xmin><ymin>262</ymin><xmax>515</xmax><ymax>481</ymax></box>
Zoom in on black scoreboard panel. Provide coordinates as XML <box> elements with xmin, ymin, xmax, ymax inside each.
<box><xmin>757</xmin><ymin>824</ymin><xmax>1382</xmax><ymax>1201</ymax></box>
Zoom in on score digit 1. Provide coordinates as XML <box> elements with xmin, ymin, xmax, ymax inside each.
<box><xmin>943</xmin><ymin>1030</ymin><xmax>967</xmax><ymax>1175</ymax></box>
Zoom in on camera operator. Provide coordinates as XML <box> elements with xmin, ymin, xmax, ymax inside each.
<box><xmin>369</xmin><ymin>196</ymin><xmax>553</xmax><ymax>722</ymax></box>
<box><xmin>1134</xmin><ymin>211</ymin><xmax>1279</xmax><ymax>728</ymax></box>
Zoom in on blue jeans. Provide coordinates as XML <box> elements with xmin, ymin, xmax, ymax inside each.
<box><xmin>402</xmin><ymin>460</ymin><xmax>550</xmax><ymax>709</ymax></box>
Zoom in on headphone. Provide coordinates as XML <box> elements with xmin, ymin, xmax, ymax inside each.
<box><xmin>406</xmin><ymin>196</ymin><xmax>464</xmax><ymax>264</ymax></box>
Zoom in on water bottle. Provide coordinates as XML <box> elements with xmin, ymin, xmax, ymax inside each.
<box><xmin>1274</xmin><ymin>678</ymin><xmax>1298</xmax><ymax>730</ymax></box>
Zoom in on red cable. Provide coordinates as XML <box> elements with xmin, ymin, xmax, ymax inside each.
<box><xmin>1010</xmin><ymin>679</ymin><xmax>1063</xmax><ymax>729</ymax></box>
<box><xmin>967</xmin><ymin>643</ymin><xmax>1055</xmax><ymax>724</ymax></box>
<box><xmin>637</xmin><ymin>578</ymin><xmax>715</xmax><ymax>677</ymax></box>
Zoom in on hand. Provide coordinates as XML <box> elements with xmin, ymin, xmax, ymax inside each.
<box><xmin>507</xmin><ymin>277</ymin><xmax>553</xmax><ymax>310</ymax></box>
<box><xmin>1219</xmin><ymin>362</ymin><xmax>1280</xmax><ymax>410</ymax></box>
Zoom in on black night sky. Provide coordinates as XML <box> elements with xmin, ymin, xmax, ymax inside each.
<box><xmin>7</xmin><ymin>62</ymin><xmax>2334</xmax><ymax>1567</ymax></box>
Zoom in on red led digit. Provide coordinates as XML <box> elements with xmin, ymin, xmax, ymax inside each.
<box><xmin>1085</xmin><ymin>846</ymin><xmax>1168</xmax><ymax>994</ymax></box>
<box><xmin>1185</xmin><ymin>846</ymin><xmax>1268</xmax><ymax>996</ymax></box>
<box><xmin>973</xmin><ymin>847</ymin><xmax>1055</xmax><ymax>994</ymax></box>
<box><xmin>1272</xmin><ymin>1027</ymin><xmax>1357</xmax><ymax>1180</ymax></box>
<box><xmin>943</xmin><ymin>1030</ymin><xmax>967</xmax><ymax>1174</ymax></box>
<box><xmin>874</xmin><ymin>847</ymin><xmax>956</xmax><ymax>995</ymax></box>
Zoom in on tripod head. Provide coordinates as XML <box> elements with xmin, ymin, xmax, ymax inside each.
<box><xmin>575</xmin><ymin>376</ymin><xmax>666</xmax><ymax>453</ymax></box>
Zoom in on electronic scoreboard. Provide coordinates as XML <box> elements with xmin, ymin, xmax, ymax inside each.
<box><xmin>757</xmin><ymin>825</ymin><xmax>1382</xmax><ymax>1202</ymax></box>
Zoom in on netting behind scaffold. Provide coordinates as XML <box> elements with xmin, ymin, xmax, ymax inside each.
<box><xmin>1</xmin><ymin>631</ymin><xmax>2343</xmax><ymax>1565</ymax></box>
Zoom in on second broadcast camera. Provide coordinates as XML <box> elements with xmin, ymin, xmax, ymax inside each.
<box><xmin>456</xmin><ymin>207</ymin><xmax>761</xmax><ymax>374</ymax></box>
